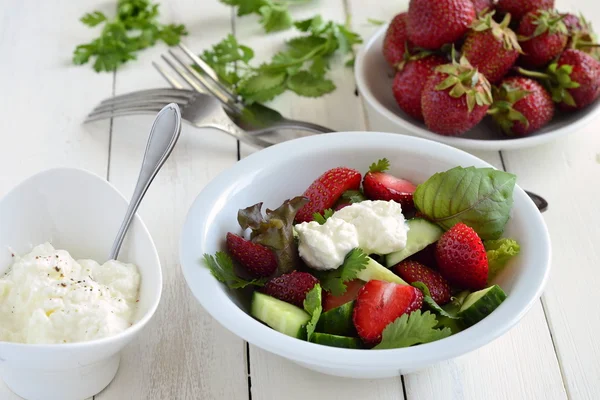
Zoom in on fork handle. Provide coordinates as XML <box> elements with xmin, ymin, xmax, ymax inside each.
<box><xmin>274</xmin><ymin>119</ymin><xmax>336</xmax><ymax>134</ymax></box>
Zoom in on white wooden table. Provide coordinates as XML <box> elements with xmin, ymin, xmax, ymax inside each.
<box><xmin>1</xmin><ymin>0</ymin><xmax>598</xmax><ymax>399</ymax></box>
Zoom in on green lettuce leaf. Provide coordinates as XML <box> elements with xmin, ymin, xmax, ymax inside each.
<box><xmin>303</xmin><ymin>284</ymin><xmax>323</xmax><ymax>340</ymax></box>
<box><xmin>413</xmin><ymin>166</ymin><xmax>517</xmax><ymax>239</ymax></box>
<box><xmin>374</xmin><ymin>310</ymin><xmax>452</xmax><ymax>349</ymax></box>
<box><xmin>237</xmin><ymin>196</ymin><xmax>309</xmax><ymax>275</ymax></box>
<box><xmin>485</xmin><ymin>238</ymin><xmax>521</xmax><ymax>281</ymax></box>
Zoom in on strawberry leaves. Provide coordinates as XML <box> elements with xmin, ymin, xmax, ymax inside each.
<box><xmin>374</xmin><ymin>310</ymin><xmax>452</xmax><ymax>349</ymax></box>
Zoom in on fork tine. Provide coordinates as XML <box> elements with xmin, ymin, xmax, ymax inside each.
<box><xmin>92</xmin><ymin>97</ymin><xmax>190</xmax><ymax>113</ymax></box>
<box><xmin>152</xmin><ymin>61</ymin><xmax>185</xmax><ymax>89</ymax></box>
<box><xmin>177</xmin><ymin>43</ymin><xmax>241</xmax><ymax>104</ymax></box>
<box><xmin>85</xmin><ymin>107</ymin><xmax>164</xmax><ymax>123</ymax></box>
<box><xmin>99</xmin><ymin>88</ymin><xmax>195</xmax><ymax>105</ymax></box>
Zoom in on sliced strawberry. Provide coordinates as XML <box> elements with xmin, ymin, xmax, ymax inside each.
<box><xmin>226</xmin><ymin>233</ymin><xmax>277</xmax><ymax>278</ymax></box>
<box><xmin>362</xmin><ymin>159</ymin><xmax>417</xmax><ymax>209</ymax></box>
<box><xmin>353</xmin><ymin>280</ymin><xmax>423</xmax><ymax>344</ymax></box>
<box><xmin>295</xmin><ymin>167</ymin><xmax>362</xmax><ymax>223</ymax></box>
<box><xmin>435</xmin><ymin>223</ymin><xmax>489</xmax><ymax>289</ymax></box>
<box><xmin>260</xmin><ymin>271</ymin><xmax>319</xmax><ymax>308</ymax></box>
<box><xmin>322</xmin><ymin>279</ymin><xmax>365</xmax><ymax>312</ymax></box>
<box><xmin>393</xmin><ymin>260</ymin><xmax>451</xmax><ymax>305</ymax></box>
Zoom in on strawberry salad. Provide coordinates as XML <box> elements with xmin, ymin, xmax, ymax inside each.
<box><xmin>204</xmin><ymin>159</ymin><xmax>521</xmax><ymax>349</ymax></box>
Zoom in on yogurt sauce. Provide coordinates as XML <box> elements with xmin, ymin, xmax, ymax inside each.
<box><xmin>0</xmin><ymin>243</ymin><xmax>141</xmax><ymax>344</ymax></box>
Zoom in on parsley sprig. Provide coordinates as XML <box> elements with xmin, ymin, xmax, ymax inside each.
<box><xmin>201</xmin><ymin>16</ymin><xmax>362</xmax><ymax>103</ymax></box>
<box><xmin>221</xmin><ymin>0</ymin><xmax>310</xmax><ymax>33</ymax></box>
<box><xmin>203</xmin><ymin>252</ymin><xmax>268</xmax><ymax>289</ymax></box>
<box><xmin>374</xmin><ymin>310</ymin><xmax>452</xmax><ymax>349</ymax></box>
<box><xmin>73</xmin><ymin>0</ymin><xmax>187</xmax><ymax>72</ymax></box>
<box><xmin>303</xmin><ymin>284</ymin><xmax>323</xmax><ymax>340</ymax></box>
<box><xmin>316</xmin><ymin>248</ymin><xmax>369</xmax><ymax>296</ymax></box>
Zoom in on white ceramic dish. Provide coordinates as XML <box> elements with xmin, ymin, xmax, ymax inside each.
<box><xmin>355</xmin><ymin>25</ymin><xmax>600</xmax><ymax>151</ymax></box>
<box><xmin>0</xmin><ymin>168</ymin><xmax>162</xmax><ymax>400</ymax></box>
<box><xmin>180</xmin><ymin>131</ymin><xmax>551</xmax><ymax>379</ymax></box>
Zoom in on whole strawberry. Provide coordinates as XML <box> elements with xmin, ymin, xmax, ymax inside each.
<box><xmin>462</xmin><ymin>12</ymin><xmax>522</xmax><ymax>83</ymax></box>
<box><xmin>393</xmin><ymin>260</ymin><xmax>452</xmax><ymax>305</ymax></box>
<box><xmin>226</xmin><ymin>233</ymin><xmax>277</xmax><ymax>278</ymax></box>
<box><xmin>353</xmin><ymin>280</ymin><xmax>423</xmax><ymax>344</ymax></box>
<box><xmin>471</xmin><ymin>0</ymin><xmax>494</xmax><ymax>15</ymax></box>
<box><xmin>421</xmin><ymin>54</ymin><xmax>493</xmax><ymax>135</ymax></box>
<box><xmin>362</xmin><ymin>158</ymin><xmax>417</xmax><ymax>209</ymax></box>
<box><xmin>489</xmin><ymin>77</ymin><xmax>554</xmax><ymax>136</ymax></box>
<box><xmin>407</xmin><ymin>0</ymin><xmax>475</xmax><ymax>50</ymax></box>
<box><xmin>435</xmin><ymin>223</ymin><xmax>489</xmax><ymax>290</ymax></box>
<box><xmin>261</xmin><ymin>271</ymin><xmax>319</xmax><ymax>308</ymax></box>
<box><xmin>295</xmin><ymin>167</ymin><xmax>361</xmax><ymax>223</ymax></box>
<box><xmin>520</xmin><ymin>49</ymin><xmax>600</xmax><ymax>110</ymax></box>
<box><xmin>392</xmin><ymin>55</ymin><xmax>447</xmax><ymax>120</ymax></box>
<box><xmin>518</xmin><ymin>10</ymin><xmax>568</xmax><ymax>68</ymax></box>
<box><xmin>563</xmin><ymin>13</ymin><xmax>600</xmax><ymax>59</ymax></box>
<box><xmin>383</xmin><ymin>13</ymin><xmax>413</xmax><ymax>68</ymax></box>
<box><xmin>496</xmin><ymin>0</ymin><xmax>554</xmax><ymax>22</ymax></box>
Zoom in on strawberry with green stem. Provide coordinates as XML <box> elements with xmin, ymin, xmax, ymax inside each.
<box><xmin>496</xmin><ymin>0</ymin><xmax>554</xmax><ymax>22</ymax></box>
<box><xmin>383</xmin><ymin>13</ymin><xmax>414</xmax><ymax>68</ymax></box>
<box><xmin>518</xmin><ymin>48</ymin><xmax>600</xmax><ymax>110</ymax></box>
<box><xmin>421</xmin><ymin>50</ymin><xmax>493</xmax><ymax>136</ymax></box>
<box><xmin>517</xmin><ymin>10</ymin><xmax>568</xmax><ymax>68</ymax></box>
<box><xmin>462</xmin><ymin>11</ymin><xmax>522</xmax><ymax>83</ymax></box>
<box><xmin>563</xmin><ymin>13</ymin><xmax>600</xmax><ymax>59</ymax></box>
<box><xmin>488</xmin><ymin>76</ymin><xmax>554</xmax><ymax>136</ymax></box>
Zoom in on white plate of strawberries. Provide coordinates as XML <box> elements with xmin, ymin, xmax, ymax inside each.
<box><xmin>355</xmin><ymin>0</ymin><xmax>600</xmax><ymax>150</ymax></box>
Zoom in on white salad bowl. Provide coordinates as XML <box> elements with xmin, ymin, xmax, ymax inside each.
<box><xmin>0</xmin><ymin>168</ymin><xmax>162</xmax><ymax>400</ymax></box>
<box><xmin>180</xmin><ymin>132</ymin><xmax>551</xmax><ymax>379</ymax></box>
<box><xmin>355</xmin><ymin>25</ymin><xmax>600</xmax><ymax>151</ymax></box>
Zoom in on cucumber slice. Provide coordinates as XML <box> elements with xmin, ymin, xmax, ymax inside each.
<box><xmin>309</xmin><ymin>332</ymin><xmax>363</xmax><ymax>349</ymax></box>
<box><xmin>458</xmin><ymin>285</ymin><xmax>507</xmax><ymax>327</ymax></box>
<box><xmin>357</xmin><ymin>256</ymin><xmax>408</xmax><ymax>285</ymax></box>
<box><xmin>385</xmin><ymin>218</ymin><xmax>443</xmax><ymax>267</ymax></box>
<box><xmin>251</xmin><ymin>292</ymin><xmax>311</xmax><ymax>338</ymax></box>
<box><xmin>316</xmin><ymin>301</ymin><xmax>355</xmax><ymax>336</ymax></box>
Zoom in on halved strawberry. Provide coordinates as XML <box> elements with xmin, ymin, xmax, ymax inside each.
<box><xmin>261</xmin><ymin>271</ymin><xmax>319</xmax><ymax>308</ymax></box>
<box><xmin>226</xmin><ymin>233</ymin><xmax>277</xmax><ymax>278</ymax></box>
<box><xmin>435</xmin><ymin>223</ymin><xmax>489</xmax><ymax>289</ymax></box>
<box><xmin>393</xmin><ymin>260</ymin><xmax>451</xmax><ymax>304</ymax></box>
<box><xmin>362</xmin><ymin>158</ymin><xmax>417</xmax><ymax>209</ymax></box>
<box><xmin>353</xmin><ymin>280</ymin><xmax>423</xmax><ymax>344</ymax></box>
<box><xmin>322</xmin><ymin>279</ymin><xmax>365</xmax><ymax>312</ymax></box>
<box><xmin>295</xmin><ymin>167</ymin><xmax>361</xmax><ymax>223</ymax></box>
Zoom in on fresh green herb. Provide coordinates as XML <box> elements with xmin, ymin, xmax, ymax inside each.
<box><xmin>313</xmin><ymin>209</ymin><xmax>334</xmax><ymax>224</ymax></box>
<box><xmin>413</xmin><ymin>166</ymin><xmax>516</xmax><ymax>239</ymax></box>
<box><xmin>412</xmin><ymin>282</ymin><xmax>459</xmax><ymax>320</ymax></box>
<box><xmin>485</xmin><ymin>238</ymin><xmax>521</xmax><ymax>281</ymax></box>
<box><xmin>340</xmin><ymin>190</ymin><xmax>366</xmax><ymax>204</ymax></box>
<box><xmin>368</xmin><ymin>158</ymin><xmax>390</xmax><ymax>173</ymax></box>
<box><xmin>73</xmin><ymin>0</ymin><xmax>187</xmax><ymax>72</ymax></box>
<box><xmin>220</xmin><ymin>0</ymin><xmax>310</xmax><ymax>33</ymax></box>
<box><xmin>201</xmin><ymin>16</ymin><xmax>362</xmax><ymax>103</ymax></box>
<box><xmin>303</xmin><ymin>284</ymin><xmax>323</xmax><ymax>340</ymax></box>
<box><xmin>317</xmin><ymin>248</ymin><xmax>369</xmax><ymax>296</ymax></box>
<box><xmin>237</xmin><ymin>196</ymin><xmax>309</xmax><ymax>275</ymax></box>
<box><xmin>374</xmin><ymin>310</ymin><xmax>452</xmax><ymax>349</ymax></box>
<box><xmin>367</xmin><ymin>18</ymin><xmax>385</xmax><ymax>26</ymax></box>
<box><xmin>435</xmin><ymin>291</ymin><xmax>470</xmax><ymax>333</ymax></box>
<box><xmin>203</xmin><ymin>252</ymin><xmax>267</xmax><ymax>289</ymax></box>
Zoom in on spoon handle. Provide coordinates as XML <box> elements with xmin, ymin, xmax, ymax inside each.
<box><xmin>108</xmin><ymin>103</ymin><xmax>182</xmax><ymax>260</ymax></box>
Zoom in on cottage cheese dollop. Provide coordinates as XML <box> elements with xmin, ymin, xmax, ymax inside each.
<box><xmin>294</xmin><ymin>200</ymin><xmax>409</xmax><ymax>271</ymax></box>
<box><xmin>0</xmin><ymin>243</ymin><xmax>141</xmax><ymax>344</ymax></box>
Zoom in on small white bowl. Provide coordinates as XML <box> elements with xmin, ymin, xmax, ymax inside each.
<box><xmin>180</xmin><ymin>132</ymin><xmax>551</xmax><ymax>379</ymax></box>
<box><xmin>0</xmin><ymin>168</ymin><xmax>162</xmax><ymax>400</ymax></box>
<box><xmin>355</xmin><ymin>25</ymin><xmax>600</xmax><ymax>151</ymax></box>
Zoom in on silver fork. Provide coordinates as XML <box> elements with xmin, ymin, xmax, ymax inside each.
<box><xmin>84</xmin><ymin>89</ymin><xmax>276</xmax><ymax>148</ymax></box>
<box><xmin>153</xmin><ymin>43</ymin><xmax>336</xmax><ymax>134</ymax></box>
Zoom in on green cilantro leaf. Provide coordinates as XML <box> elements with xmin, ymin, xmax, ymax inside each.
<box><xmin>341</xmin><ymin>190</ymin><xmax>366</xmax><ymax>204</ymax></box>
<box><xmin>203</xmin><ymin>252</ymin><xmax>268</xmax><ymax>289</ymax></box>
<box><xmin>287</xmin><ymin>71</ymin><xmax>336</xmax><ymax>97</ymax></box>
<box><xmin>313</xmin><ymin>209</ymin><xmax>334</xmax><ymax>225</ymax></box>
<box><xmin>369</xmin><ymin>158</ymin><xmax>390</xmax><ymax>173</ymax></box>
<box><xmin>317</xmin><ymin>248</ymin><xmax>369</xmax><ymax>296</ymax></box>
<box><xmin>303</xmin><ymin>284</ymin><xmax>323</xmax><ymax>340</ymax></box>
<box><xmin>220</xmin><ymin>0</ymin><xmax>266</xmax><ymax>16</ymax></box>
<box><xmin>412</xmin><ymin>282</ymin><xmax>459</xmax><ymax>320</ymax></box>
<box><xmin>374</xmin><ymin>310</ymin><xmax>452</xmax><ymax>349</ymax></box>
<box><xmin>485</xmin><ymin>238</ymin><xmax>521</xmax><ymax>281</ymax></box>
<box><xmin>435</xmin><ymin>291</ymin><xmax>470</xmax><ymax>333</ymax></box>
<box><xmin>81</xmin><ymin>11</ymin><xmax>107</xmax><ymax>27</ymax></box>
<box><xmin>259</xmin><ymin>3</ymin><xmax>293</xmax><ymax>32</ymax></box>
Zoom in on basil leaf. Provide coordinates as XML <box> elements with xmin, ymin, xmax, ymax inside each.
<box><xmin>413</xmin><ymin>167</ymin><xmax>516</xmax><ymax>240</ymax></box>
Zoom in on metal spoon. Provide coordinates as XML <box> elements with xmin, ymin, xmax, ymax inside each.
<box><xmin>108</xmin><ymin>103</ymin><xmax>182</xmax><ymax>260</ymax></box>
